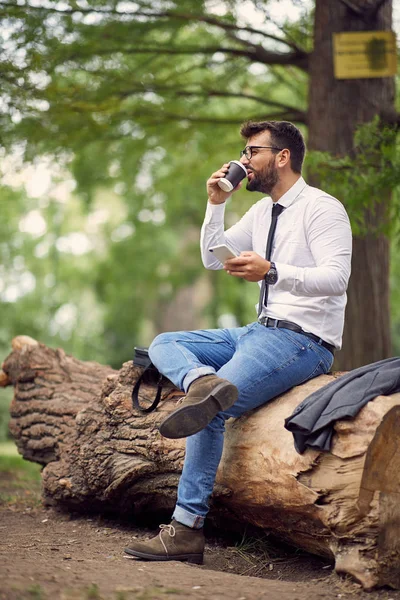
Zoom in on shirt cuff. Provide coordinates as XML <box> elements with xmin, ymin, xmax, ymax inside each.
<box><xmin>274</xmin><ymin>262</ymin><xmax>297</xmax><ymax>292</ymax></box>
<box><xmin>203</xmin><ymin>201</ymin><xmax>227</xmax><ymax>225</ymax></box>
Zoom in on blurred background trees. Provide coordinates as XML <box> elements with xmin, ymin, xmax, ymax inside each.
<box><xmin>0</xmin><ymin>0</ymin><xmax>399</xmax><ymax>436</ymax></box>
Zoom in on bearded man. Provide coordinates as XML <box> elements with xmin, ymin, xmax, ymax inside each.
<box><xmin>125</xmin><ymin>120</ymin><xmax>352</xmax><ymax>564</ymax></box>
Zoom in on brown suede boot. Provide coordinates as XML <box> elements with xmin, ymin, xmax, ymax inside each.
<box><xmin>124</xmin><ymin>520</ymin><xmax>205</xmax><ymax>564</ymax></box>
<box><xmin>159</xmin><ymin>374</ymin><xmax>238</xmax><ymax>439</ymax></box>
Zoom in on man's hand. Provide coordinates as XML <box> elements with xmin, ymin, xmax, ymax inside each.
<box><xmin>223</xmin><ymin>252</ymin><xmax>270</xmax><ymax>282</ymax></box>
<box><xmin>207</xmin><ymin>163</ymin><xmax>243</xmax><ymax>205</ymax></box>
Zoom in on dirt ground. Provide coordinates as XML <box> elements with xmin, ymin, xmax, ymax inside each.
<box><xmin>1</xmin><ymin>471</ymin><xmax>400</xmax><ymax>600</ymax></box>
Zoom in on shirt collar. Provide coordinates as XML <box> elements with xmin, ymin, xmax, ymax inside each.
<box><xmin>275</xmin><ymin>176</ymin><xmax>307</xmax><ymax>209</ymax></box>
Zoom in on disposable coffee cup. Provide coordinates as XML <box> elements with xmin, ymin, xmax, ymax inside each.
<box><xmin>217</xmin><ymin>160</ymin><xmax>248</xmax><ymax>193</ymax></box>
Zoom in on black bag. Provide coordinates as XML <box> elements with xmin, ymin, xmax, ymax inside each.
<box><xmin>132</xmin><ymin>347</ymin><xmax>165</xmax><ymax>413</ymax></box>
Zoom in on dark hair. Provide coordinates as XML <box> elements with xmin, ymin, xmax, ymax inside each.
<box><xmin>240</xmin><ymin>120</ymin><xmax>306</xmax><ymax>174</ymax></box>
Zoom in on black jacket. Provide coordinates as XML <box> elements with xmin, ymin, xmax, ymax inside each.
<box><xmin>284</xmin><ymin>357</ymin><xmax>400</xmax><ymax>454</ymax></box>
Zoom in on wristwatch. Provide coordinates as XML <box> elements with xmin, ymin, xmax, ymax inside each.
<box><xmin>265</xmin><ymin>261</ymin><xmax>278</xmax><ymax>285</ymax></box>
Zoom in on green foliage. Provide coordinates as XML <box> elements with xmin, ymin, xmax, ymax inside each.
<box><xmin>0</xmin><ymin>443</ymin><xmax>42</xmax><ymax>504</ymax></box>
<box><xmin>1</xmin><ymin>0</ymin><xmax>309</xmax><ymax>165</ymax></box>
<box><xmin>0</xmin><ymin>447</ymin><xmax>42</xmax><ymax>481</ymax></box>
<box><xmin>306</xmin><ymin>117</ymin><xmax>400</xmax><ymax>355</ymax></box>
<box><xmin>0</xmin><ymin>181</ymin><xmax>109</xmax><ymax>366</ymax></box>
<box><xmin>1</xmin><ymin>0</ymin><xmax>310</xmax><ymax>370</ymax></box>
<box><xmin>0</xmin><ymin>389</ymin><xmax>13</xmax><ymax>441</ymax></box>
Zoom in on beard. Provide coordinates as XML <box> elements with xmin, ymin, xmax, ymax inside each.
<box><xmin>246</xmin><ymin>158</ymin><xmax>279</xmax><ymax>195</ymax></box>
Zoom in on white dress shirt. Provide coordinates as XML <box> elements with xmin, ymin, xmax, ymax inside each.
<box><xmin>200</xmin><ymin>176</ymin><xmax>352</xmax><ymax>349</ymax></box>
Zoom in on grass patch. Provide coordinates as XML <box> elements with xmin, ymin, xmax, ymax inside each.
<box><xmin>0</xmin><ymin>441</ymin><xmax>42</xmax><ymax>507</ymax></box>
<box><xmin>0</xmin><ymin>441</ymin><xmax>19</xmax><ymax>456</ymax></box>
<box><xmin>235</xmin><ymin>530</ymin><xmax>274</xmax><ymax>562</ymax></box>
<box><xmin>135</xmin><ymin>588</ymin><xmax>182</xmax><ymax>599</ymax></box>
<box><xmin>86</xmin><ymin>584</ymin><xmax>102</xmax><ymax>600</ymax></box>
<box><xmin>27</xmin><ymin>584</ymin><xmax>46</xmax><ymax>600</ymax></box>
<box><xmin>0</xmin><ymin>452</ymin><xmax>42</xmax><ymax>482</ymax></box>
<box><xmin>232</xmin><ymin>531</ymin><xmax>283</xmax><ymax>577</ymax></box>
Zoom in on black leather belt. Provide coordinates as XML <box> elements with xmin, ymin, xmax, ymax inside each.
<box><xmin>258</xmin><ymin>317</ymin><xmax>335</xmax><ymax>355</ymax></box>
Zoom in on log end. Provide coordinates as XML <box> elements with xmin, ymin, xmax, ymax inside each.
<box><xmin>11</xmin><ymin>336</ymin><xmax>39</xmax><ymax>351</ymax></box>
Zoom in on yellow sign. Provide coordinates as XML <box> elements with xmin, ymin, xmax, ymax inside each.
<box><xmin>333</xmin><ymin>31</ymin><xmax>397</xmax><ymax>79</ymax></box>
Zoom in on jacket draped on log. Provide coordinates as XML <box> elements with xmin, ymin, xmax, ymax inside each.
<box><xmin>285</xmin><ymin>357</ymin><xmax>400</xmax><ymax>453</ymax></box>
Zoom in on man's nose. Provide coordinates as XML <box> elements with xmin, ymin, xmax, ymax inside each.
<box><xmin>240</xmin><ymin>154</ymin><xmax>249</xmax><ymax>166</ymax></box>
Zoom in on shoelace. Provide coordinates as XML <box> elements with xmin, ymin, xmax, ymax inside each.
<box><xmin>158</xmin><ymin>523</ymin><xmax>176</xmax><ymax>555</ymax></box>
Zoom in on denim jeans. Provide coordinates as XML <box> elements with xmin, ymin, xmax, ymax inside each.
<box><xmin>148</xmin><ymin>322</ymin><xmax>334</xmax><ymax>529</ymax></box>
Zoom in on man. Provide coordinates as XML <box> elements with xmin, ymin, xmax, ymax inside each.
<box><xmin>125</xmin><ymin>120</ymin><xmax>352</xmax><ymax>564</ymax></box>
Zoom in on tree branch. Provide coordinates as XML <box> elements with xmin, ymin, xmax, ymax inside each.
<box><xmin>67</xmin><ymin>104</ymin><xmax>307</xmax><ymax>126</ymax></box>
<box><xmin>221</xmin><ymin>28</ymin><xmax>308</xmax><ymax>70</ymax></box>
<box><xmin>65</xmin><ymin>45</ymin><xmax>308</xmax><ymax>71</ymax></box>
<box><xmin>70</xmin><ymin>45</ymin><xmax>254</xmax><ymax>59</ymax></box>
<box><xmin>221</xmin><ymin>23</ymin><xmax>300</xmax><ymax>54</ymax></box>
<box><xmin>134</xmin><ymin>110</ymin><xmax>307</xmax><ymax>126</ymax></box>
<box><xmin>174</xmin><ymin>91</ymin><xmax>303</xmax><ymax>114</ymax></box>
<box><xmin>0</xmin><ymin>1</ymin><xmax>305</xmax><ymax>53</ymax></box>
<box><xmin>116</xmin><ymin>85</ymin><xmax>304</xmax><ymax>115</ymax></box>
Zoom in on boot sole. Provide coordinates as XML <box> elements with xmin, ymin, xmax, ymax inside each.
<box><xmin>124</xmin><ymin>547</ymin><xmax>203</xmax><ymax>564</ymax></box>
<box><xmin>159</xmin><ymin>381</ymin><xmax>238</xmax><ymax>439</ymax></box>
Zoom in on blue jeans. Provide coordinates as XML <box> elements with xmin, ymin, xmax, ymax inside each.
<box><xmin>149</xmin><ymin>322</ymin><xmax>333</xmax><ymax>529</ymax></box>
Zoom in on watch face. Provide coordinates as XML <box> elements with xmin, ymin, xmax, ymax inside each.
<box><xmin>266</xmin><ymin>264</ymin><xmax>278</xmax><ymax>284</ymax></box>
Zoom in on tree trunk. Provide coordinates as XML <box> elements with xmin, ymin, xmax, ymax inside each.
<box><xmin>307</xmin><ymin>0</ymin><xmax>396</xmax><ymax>370</ymax></box>
<box><xmin>3</xmin><ymin>336</ymin><xmax>400</xmax><ymax>590</ymax></box>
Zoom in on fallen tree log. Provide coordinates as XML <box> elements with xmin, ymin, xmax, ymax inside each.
<box><xmin>2</xmin><ymin>336</ymin><xmax>400</xmax><ymax>590</ymax></box>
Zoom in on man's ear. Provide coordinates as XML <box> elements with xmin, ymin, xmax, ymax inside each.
<box><xmin>277</xmin><ymin>149</ymin><xmax>290</xmax><ymax>168</ymax></box>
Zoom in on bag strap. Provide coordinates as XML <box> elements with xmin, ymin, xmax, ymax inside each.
<box><xmin>132</xmin><ymin>366</ymin><xmax>163</xmax><ymax>413</ymax></box>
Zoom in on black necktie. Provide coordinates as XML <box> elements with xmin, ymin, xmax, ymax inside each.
<box><xmin>258</xmin><ymin>203</ymin><xmax>285</xmax><ymax>316</ymax></box>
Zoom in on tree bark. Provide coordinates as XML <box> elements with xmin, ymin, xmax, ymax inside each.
<box><xmin>307</xmin><ymin>0</ymin><xmax>396</xmax><ymax>370</ymax></box>
<box><xmin>3</xmin><ymin>336</ymin><xmax>400</xmax><ymax>590</ymax></box>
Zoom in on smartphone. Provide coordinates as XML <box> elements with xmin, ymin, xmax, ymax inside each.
<box><xmin>209</xmin><ymin>244</ymin><xmax>238</xmax><ymax>263</ymax></box>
